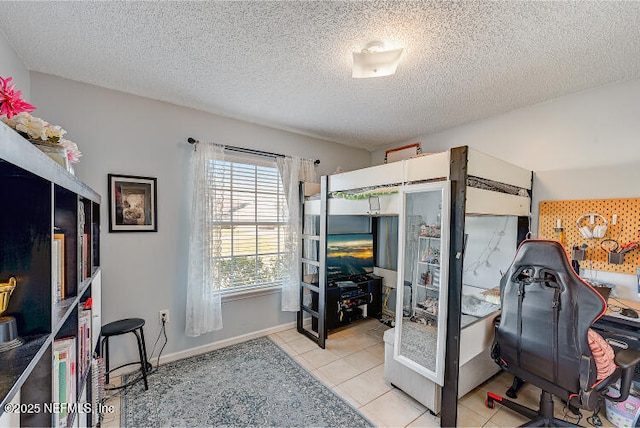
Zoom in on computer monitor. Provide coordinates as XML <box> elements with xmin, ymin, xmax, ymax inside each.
<box><xmin>326</xmin><ymin>233</ymin><xmax>374</xmax><ymax>280</ymax></box>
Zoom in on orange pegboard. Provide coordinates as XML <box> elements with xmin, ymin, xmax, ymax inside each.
<box><xmin>539</xmin><ymin>198</ymin><xmax>640</xmax><ymax>274</ymax></box>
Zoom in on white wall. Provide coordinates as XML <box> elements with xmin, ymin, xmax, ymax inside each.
<box><xmin>371</xmin><ymin>78</ymin><xmax>640</xmax><ymax>172</ymax></box>
<box><xmin>463</xmin><ymin>216</ymin><xmax>518</xmax><ymax>290</ymax></box>
<box><xmin>30</xmin><ymin>72</ymin><xmax>371</xmax><ymax>368</ymax></box>
<box><xmin>372</xmin><ymin>78</ymin><xmax>640</xmax><ymax>299</ymax></box>
<box><xmin>0</xmin><ymin>31</ymin><xmax>30</xmax><ymax>101</ymax></box>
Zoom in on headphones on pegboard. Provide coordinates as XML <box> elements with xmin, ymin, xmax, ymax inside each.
<box><xmin>576</xmin><ymin>213</ymin><xmax>608</xmax><ymax>239</ymax></box>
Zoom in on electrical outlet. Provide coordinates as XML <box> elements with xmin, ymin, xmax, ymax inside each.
<box><xmin>159</xmin><ymin>309</ymin><xmax>170</xmax><ymax>324</ymax></box>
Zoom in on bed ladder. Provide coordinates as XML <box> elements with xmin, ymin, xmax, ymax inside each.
<box><xmin>297</xmin><ymin>176</ymin><xmax>327</xmax><ymax>348</ymax></box>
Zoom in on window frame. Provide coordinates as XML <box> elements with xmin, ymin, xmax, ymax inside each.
<box><xmin>208</xmin><ymin>152</ymin><xmax>287</xmax><ymax>294</ymax></box>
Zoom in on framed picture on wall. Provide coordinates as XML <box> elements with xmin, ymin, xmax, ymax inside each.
<box><xmin>384</xmin><ymin>142</ymin><xmax>422</xmax><ymax>163</ymax></box>
<box><xmin>108</xmin><ymin>174</ymin><xmax>157</xmax><ymax>232</ymax></box>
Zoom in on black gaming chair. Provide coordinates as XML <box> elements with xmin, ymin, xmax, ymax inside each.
<box><xmin>487</xmin><ymin>240</ymin><xmax>640</xmax><ymax>427</ymax></box>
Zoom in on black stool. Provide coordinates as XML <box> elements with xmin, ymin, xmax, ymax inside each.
<box><xmin>100</xmin><ymin>318</ymin><xmax>151</xmax><ymax>390</ymax></box>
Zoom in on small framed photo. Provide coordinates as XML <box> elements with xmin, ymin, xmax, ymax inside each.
<box><xmin>384</xmin><ymin>142</ymin><xmax>421</xmax><ymax>163</ymax></box>
<box><xmin>108</xmin><ymin>174</ymin><xmax>157</xmax><ymax>232</ymax></box>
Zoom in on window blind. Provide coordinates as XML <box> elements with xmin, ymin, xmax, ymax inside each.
<box><xmin>207</xmin><ymin>157</ymin><xmax>286</xmax><ymax>290</ymax></box>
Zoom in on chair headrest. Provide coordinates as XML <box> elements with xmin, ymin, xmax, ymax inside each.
<box><xmin>507</xmin><ymin>240</ymin><xmax>607</xmax><ymax>315</ymax></box>
<box><xmin>511</xmin><ymin>240</ymin><xmax>575</xmax><ymax>279</ymax></box>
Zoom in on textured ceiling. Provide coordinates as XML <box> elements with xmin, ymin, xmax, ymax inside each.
<box><xmin>1</xmin><ymin>1</ymin><xmax>640</xmax><ymax>151</ymax></box>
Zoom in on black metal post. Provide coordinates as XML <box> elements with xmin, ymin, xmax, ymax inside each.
<box><xmin>441</xmin><ymin>146</ymin><xmax>469</xmax><ymax>427</ymax></box>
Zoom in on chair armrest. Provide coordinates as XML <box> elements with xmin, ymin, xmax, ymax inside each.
<box><xmin>604</xmin><ymin>349</ymin><xmax>640</xmax><ymax>403</ymax></box>
<box><xmin>615</xmin><ymin>349</ymin><xmax>640</xmax><ymax>369</ymax></box>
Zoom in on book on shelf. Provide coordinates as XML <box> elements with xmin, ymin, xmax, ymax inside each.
<box><xmin>92</xmin><ymin>222</ymin><xmax>99</xmax><ymax>268</ymax></box>
<box><xmin>78</xmin><ymin>308</ymin><xmax>92</xmax><ymax>381</ymax></box>
<box><xmin>53</xmin><ymin>233</ymin><xmax>65</xmax><ymax>302</ymax></box>
<box><xmin>53</xmin><ymin>336</ymin><xmax>77</xmax><ymax>428</ymax></box>
<box><xmin>91</xmin><ymin>356</ymin><xmax>106</xmax><ymax>424</ymax></box>
<box><xmin>77</xmin><ymin>233</ymin><xmax>90</xmax><ymax>281</ymax></box>
<box><xmin>78</xmin><ymin>200</ymin><xmax>89</xmax><ymax>280</ymax></box>
<box><xmin>52</xmin><ymin>349</ymin><xmax>63</xmax><ymax>427</ymax></box>
<box><xmin>52</xmin><ymin>240</ymin><xmax>60</xmax><ymax>303</ymax></box>
<box><xmin>78</xmin><ymin>200</ymin><xmax>85</xmax><ymax>231</ymax></box>
<box><xmin>83</xmin><ymin>233</ymin><xmax>90</xmax><ymax>279</ymax></box>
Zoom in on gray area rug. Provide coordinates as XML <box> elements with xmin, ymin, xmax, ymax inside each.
<box><xmin>121</xmin><ymin>336</ymin><xmax>372</xmax><ymax>427</ymax></box>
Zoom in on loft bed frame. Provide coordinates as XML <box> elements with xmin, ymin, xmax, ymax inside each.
<box><xmin>298</xmin><ymin>146</ymin><xmax>532</xmax><ymax>427</ymax></box>
<box><xmin>303</xmin><ymin>147</ymin><xmax>530</xmax><ymax>217</ymax></box>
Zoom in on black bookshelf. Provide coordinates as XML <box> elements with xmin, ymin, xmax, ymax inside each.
<box><xmin>0</xmin><ymin>122</ymin><xmax>101</xmax><ymax>427</ymax></box>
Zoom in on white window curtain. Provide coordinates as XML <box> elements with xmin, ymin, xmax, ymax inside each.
<box><xmin>186</xmin><ymin>142</ymin><xmax>226</xmax><ymax>336</ymax></box>
<box><xmin>277</xmin><ymin>156</ymin><xmax>317</xmax><ymax>312</ymax></box>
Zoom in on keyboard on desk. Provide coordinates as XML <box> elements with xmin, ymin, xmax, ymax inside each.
<box><xmin>605</xmin><ymin>311</ymin><xmax>640</xmax><ymax>324</ymax></box>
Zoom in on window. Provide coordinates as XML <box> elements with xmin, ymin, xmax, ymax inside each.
<box><xmin>207</xmin><ymin>155</ymin><xmax>286</xmax><ymax>291</ymax></box>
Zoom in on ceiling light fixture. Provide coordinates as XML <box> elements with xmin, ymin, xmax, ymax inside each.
<box><xmin>352</xmin><ymin>42</ymin><xmax>404</xmax><ymax>79</ymax></box>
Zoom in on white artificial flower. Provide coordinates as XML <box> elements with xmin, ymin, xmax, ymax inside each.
<box><xmin>3</xmin><ymin>113</ymin><xmax>81</xmax><ymax>164</ymax></box>
<box><xmin>16</xmin><ymin>115</ymin><xmax>48</xmax><ymax>141</ymax></box>
<box><xmin>45</xmin><ymin>125</ymin><xmax>66</xmax><ymax>141</ymax></box>
<box><xmin>12</xmin><ymin>112</ymin><xmax>33</xmax><ymax>126</ymax></box>
<box><xmin>2</xmin><ymin>111</ymin><xmax>28</xmax><ymax>128</ymax></box>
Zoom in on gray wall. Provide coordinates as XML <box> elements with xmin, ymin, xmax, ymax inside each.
<box><xmin>29</xmin><ymin>72</ymin><xmax>371</xmax><ymax>367</ymax></box>
<box><xmin>0</xmin><ymin>31</ymin><xmax>30</xmax><ymax>102</ymax></box>
<box><xmin>372</xmin><ymin>78</ymin><xmax>640</xmax><ymax>298</ymax></box>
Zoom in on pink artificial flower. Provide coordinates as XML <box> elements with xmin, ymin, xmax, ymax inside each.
<box><xmin>0</xmin><ymin>76</ymin><xmax>35</xmax><ymax>119</ymax></box>
<box><xmin>59</xmin><ymin>139</ymin><xmax>82</xmax><ymax>164</ymax></box>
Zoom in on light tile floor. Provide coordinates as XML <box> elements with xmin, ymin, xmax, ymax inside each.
<box><xmin>101</xmin><ymin>376</ymin><xmax>122</xmax><ymax>427</ymax></box>
<box><xmin>102</xmin><ymin>318</ymin><xmax>618</xmax><ymax>427</ymax></box>
<box><xmin>271</xmin><ymin>318</ymin><xmax>617</xmax><ymax>428</ymax></box>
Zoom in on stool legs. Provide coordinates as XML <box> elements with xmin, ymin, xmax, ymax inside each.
<box><xmin>102</xmin><ymin>336</ymin><xmax>111</xmax><ymax>384</ymax></box>
<box><xmin>100</xmin><ymin>325</ymin><xmax>150</xmax><ymax>391</ymax></box>
<box><xmin>133</xmin><ymin>327</ymin><xmax>149</xmax><ymax>390</ymax></box>
<box><xmin>139</xmin><ymin>327</ymin><xmax>152</xmax><ymax>373</ymax></box>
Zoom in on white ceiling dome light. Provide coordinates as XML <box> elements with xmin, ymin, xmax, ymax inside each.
<box><xmin>352</xmin><ymin>41</ymin><xmax>404</xmax><ymax>79</ymax></box>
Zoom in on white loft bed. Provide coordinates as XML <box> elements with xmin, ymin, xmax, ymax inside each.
<box><xmin>303</xmin><ymin>146</ymin><xmax>532</xmax><ymax>417</ymax></box>
<box><xmin>303</xmin><ymin>148</ymin><xmax>531</xmax><ymax>217</ymax></box>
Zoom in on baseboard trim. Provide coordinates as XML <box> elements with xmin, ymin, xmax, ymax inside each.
<box><xmin>158</xmin><ymin>321</ymin><xmax>298</xmax><ymax>365</ymax></box>
<box><xmin>108</xmin><ymin>321</ymin><xmax>298</xmax><ymax>379</ymax></box>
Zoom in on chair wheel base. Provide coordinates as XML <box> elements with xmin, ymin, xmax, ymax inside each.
<box><xmin>486</xmin><ymin>390</ymin><xmax>583</xmax><ymax>427</ymax></box>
